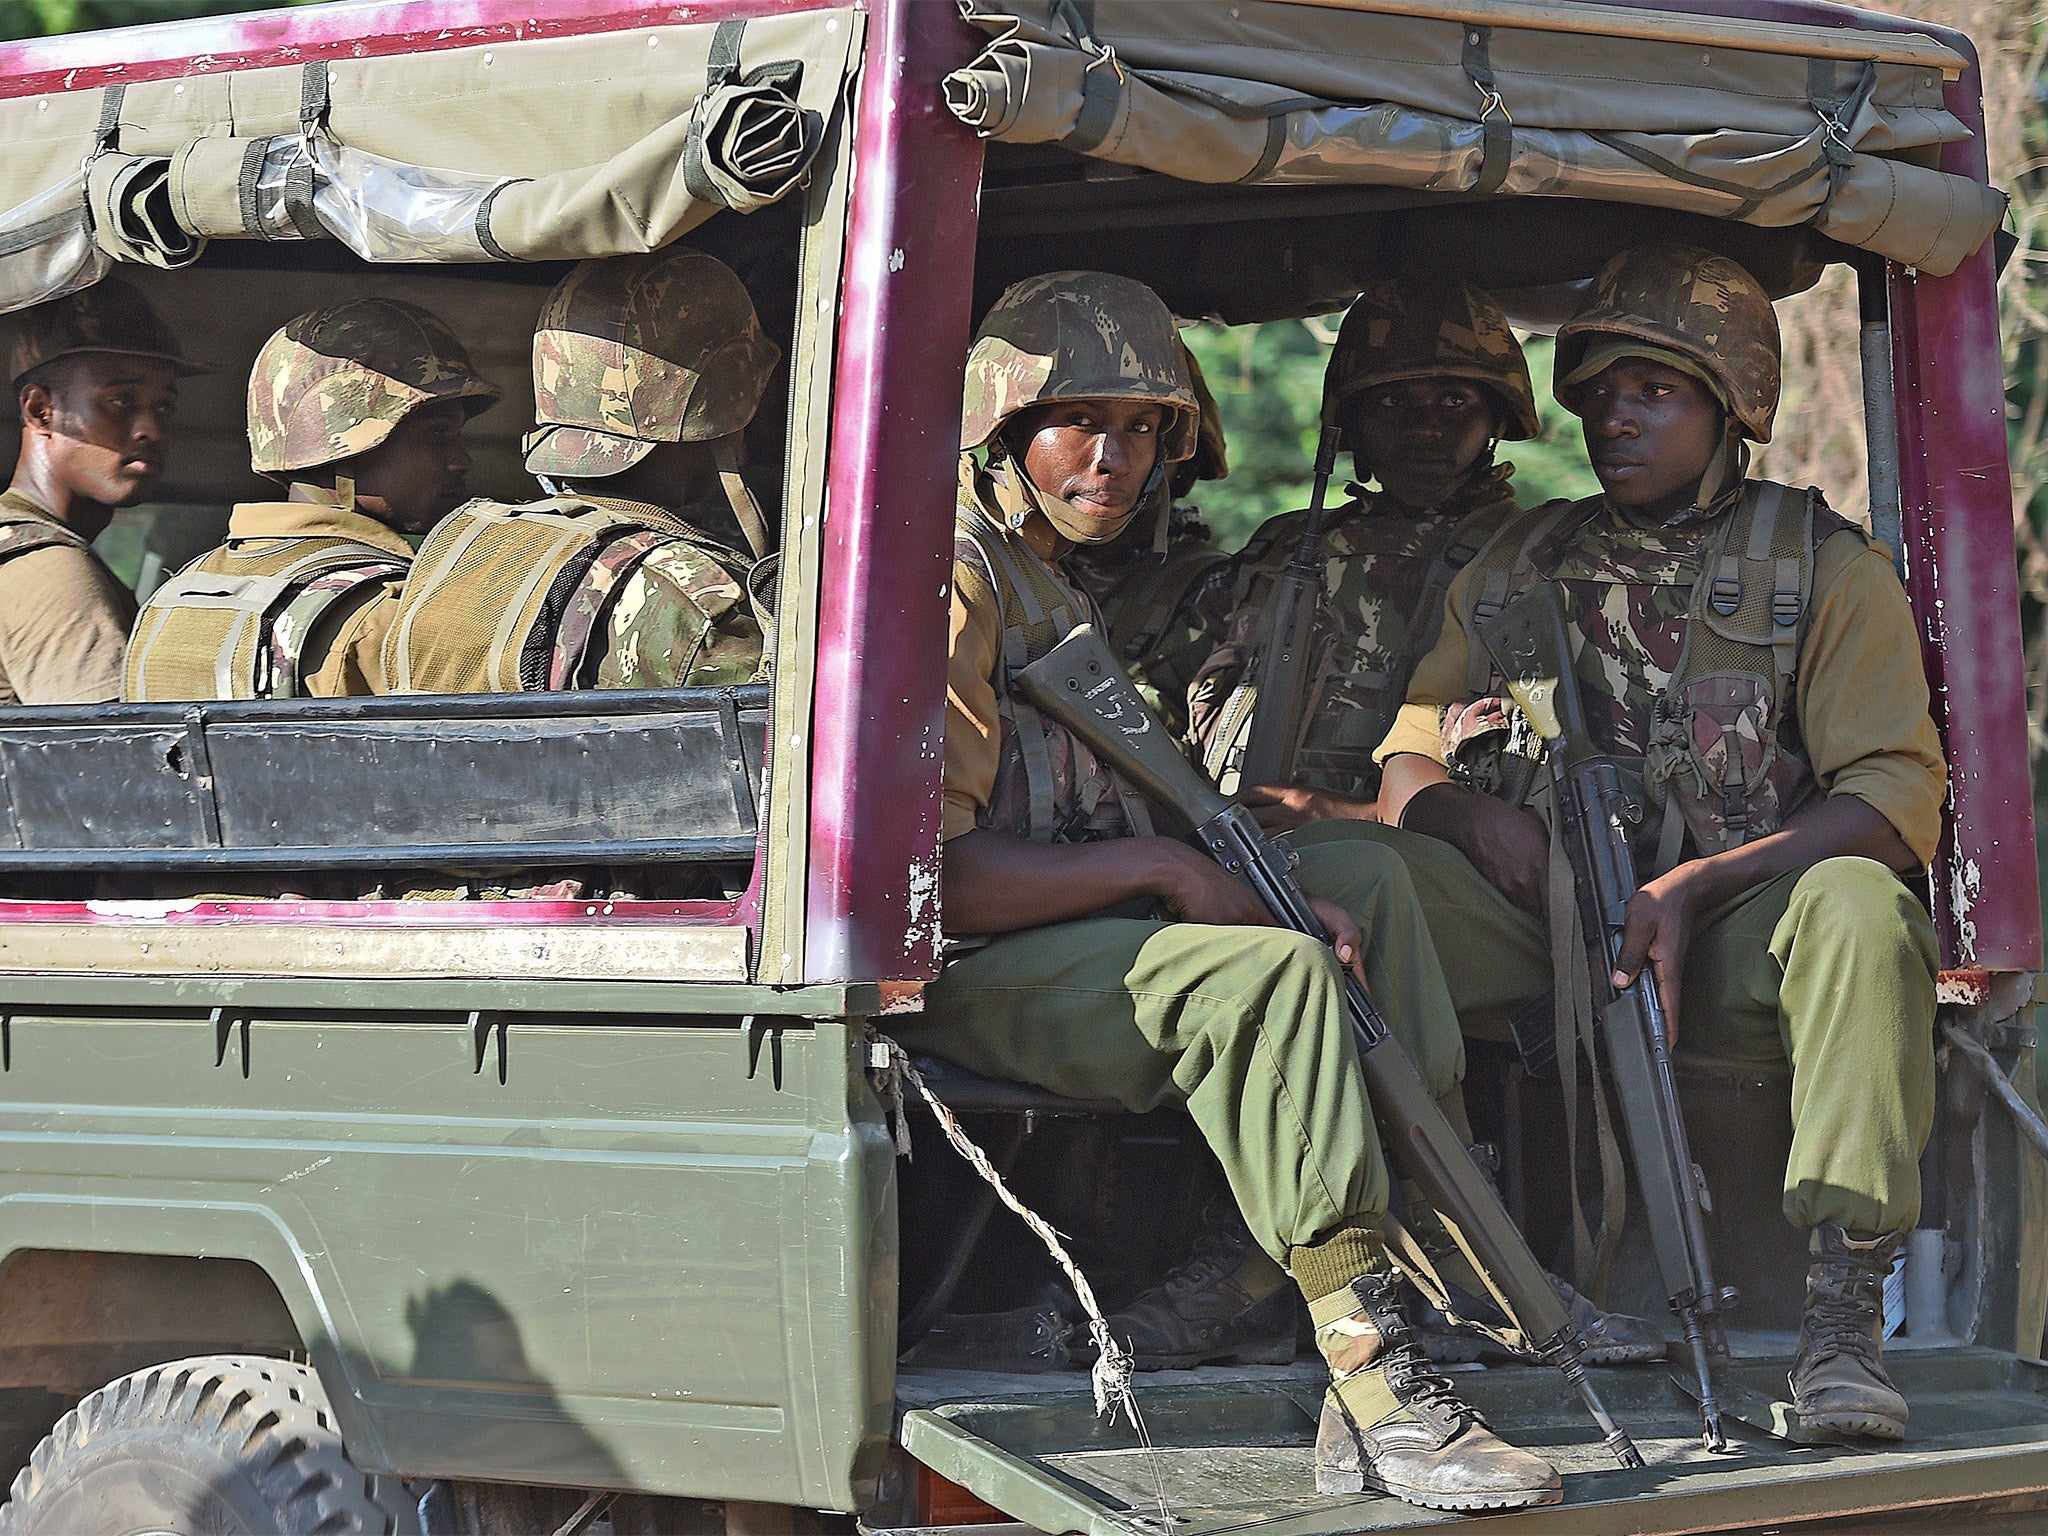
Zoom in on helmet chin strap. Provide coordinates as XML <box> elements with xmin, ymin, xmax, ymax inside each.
<box><xmin>992</xmin><ymin>443</ymin><xmax>1161</xmax><ymax>547</ymax></box>
<box><xmin>714</xmin><ymin>436</ymin><xmax>773</xmax><ymax>559</ymax></box>
<box><xmin>1647</xmin><ymin>425</ymin><xmax>1749</xmax><ymax>528</ymax></box>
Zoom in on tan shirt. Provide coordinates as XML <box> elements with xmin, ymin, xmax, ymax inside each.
<box><xmin>1375</xmin><ymin>504</ymin><xmax>1949</xmax><ymax>866</ymax></box>
<box><xmin>208</xmin><ymin>490</ymin><xmax>415</xmax><ymax>697</ymax></box>
<box><xmin>942</xmin><ymin>495</ymin><xmax>1073</xmax><ymax>842</ymax></box>
<box><xmin>0</xmin><ymin>487</ymin><xmax>135</xmax><ymax>706</ymax></box>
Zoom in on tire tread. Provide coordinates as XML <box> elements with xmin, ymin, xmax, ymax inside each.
<box><xmin>0</xmin><ymin>1354</ymin><xmax>412</xmax><ymax>1536</ymax></box>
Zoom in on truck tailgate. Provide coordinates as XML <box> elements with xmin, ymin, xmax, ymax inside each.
<box><xmin>896</xmin><ymin>1349</ymin><xmax>2048</xmax><ymax>1533</ymax></box>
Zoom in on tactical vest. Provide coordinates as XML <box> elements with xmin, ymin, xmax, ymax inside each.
<box><xmin>1067</xmin><ymin>530</ymin><xmax>1230</xmax><ymax>740</ymax></box>
<box><xmin>955</xmin><ymin>494</ymin><xmax>1153</xmax><ymax>844</ymax></box>
<box><xmin>382</xmin><ymin>497</ymin><xmax>750</xmax><ymax>694</ymax></box>
<box><xmin>0</xmin><ymin>506</ymin><xmax>84</xmax><ymax>567</ymax></box>
<box><xmin>126</xmin><ymin>538</ymin><xmax>409</xmax><ymax>701</ymax></box>
<box><xmin>1456</xmin><ymin>479</ymin><xmax>1857</xmax><ymax>868</ymax></box>
<box><xmin>1202</xmin><ymin>482</ymin><xmax>1515</xmax><ymax>797</ymax></box>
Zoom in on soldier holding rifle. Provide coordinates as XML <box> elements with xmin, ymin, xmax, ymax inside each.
<box><xmin>1370</xmin><ymin>245</ymin><xmax>1944</xmax><ymax>1441</ymax></box>
<box><xmin>889</xmin><ymin>270</ymin><xmax>1568</xmax><ymax>1512</ymax></box>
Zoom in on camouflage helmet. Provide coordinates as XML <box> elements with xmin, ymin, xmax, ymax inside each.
<box><xmin>1554</xmin><ymin>244</ymin><xmax>1781</xmax><ymax>442</ymax></box>
<box><xmin>7</xmin><ymin>277</ymin><xmax>208</xmax><ymax>387</ymax></box>
<box><xmin>960</xmin><ymin>271</ymin><xmax>1199</xmax><ymax>464</ymax></box>
<box><xmin>1323</xmin><ymin>279</ymin><xmax>1539</xmax><ymax>443</ymax></box>
<box><xmin>523</xmin><ymin>249</ymin><xmax>781</xmax><ymax>480</ymax></box>
<box><xmin>248</xmin><ymin>298</ymin><xmax>501</xmax><ymax>475</ymax></box>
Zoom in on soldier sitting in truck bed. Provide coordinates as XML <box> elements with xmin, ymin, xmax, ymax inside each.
<box><xmin>380</xmin><ymin>249</ymin><xmax>771</xmax><ymax>696</ymax></box>
<box><xmin>1368</xmin><ymin>244</ymin><xmax>1944</xmax><ymax>1441</ymax></box>
<box><xmin>0</xmin><ymin>279</ymin><xmax>201</xmax><ymax>705</ymax></box>
<box><xmin>887</xmin><ymin>270</ymin><xmax>1563</xmax><ymax>1514</ymax></box>
<box><xmin>125</xmin><ymin>299</ymin><xmax>500</xmax><ymax>701</ymax></box>
<box><xmin>1186</xmin><ymin>277</ymin><xmax>1665</xmax><ymax>1368</ymax></box>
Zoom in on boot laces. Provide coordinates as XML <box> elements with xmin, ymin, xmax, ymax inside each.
<box><xmin>1378</xmin><ymin>1337</ymin><xmax>1488</xmax><ymax>1436</ymax></box>
<box><xmin>1803</xmin><ymin>1262</ymin><xmax>1884</xmax><ymax>1369</ymax></box>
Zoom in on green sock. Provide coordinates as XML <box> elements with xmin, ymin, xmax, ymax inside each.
<box><xmin>1291</xmin><ymin>1216</ymin><xmax>1389</xmax><ymax>1304</ymax></box>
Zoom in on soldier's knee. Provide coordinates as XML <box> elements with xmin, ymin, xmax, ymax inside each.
<box><xmin>1296</xmin><ymin>833</ymin><xmax>1417</xmax><ymax>909</ymax></box>
<box><xmin>1790</xmin><ymin>856</ymin><xmax>1931</xmax><ymax>950</ymax></box>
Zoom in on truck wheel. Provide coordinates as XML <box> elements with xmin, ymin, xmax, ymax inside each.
<box><xmin>0</xmin><ymin>1354</ymin><xmax>418</xmax><ymax>1536</ymax></box>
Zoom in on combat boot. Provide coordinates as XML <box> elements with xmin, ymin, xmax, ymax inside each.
<box><xmin>1790</xmin><ymin>1225</ymin><xmax>1907</xmax><ymax>1440</ymax></box>
<box><xmin>1104</xmin><ymin>1203</ymin><xmax>1300</xmax><ymax>1369</ymax></box>
<box><xmin>1312</xmin><ymin>1270</ymin><xmax>1562</xmax><ymax>1510</ymax></box>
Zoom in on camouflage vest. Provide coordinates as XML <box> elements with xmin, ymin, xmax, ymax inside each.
<box><xmin>126</xmin><ymin>538</ymin><xmax>409</xmax><ymax>701</ymax></box>
<box><xmin>382</xmin><ymin>497</ymin><xmax>754</xmax><ymax>695</ymax></box>
<box><xmin>956</xmin><ymin>481</ymin><xmax>1153</xmax><ymax>845</ymax></box>
<box><xmin>1196</xmin><ymin>474</ymin><xmax>1518</xmax><ymax>798</ymax></box>
<box><xmin>1455</xmin><ymin>480</ymin><xmax>1858</xmax><ymax>867</ymax></box>
<box><xmin>1065</xmin><ymin>517</ymin><xmax>1230</xmax><ymax>741</ymax></box>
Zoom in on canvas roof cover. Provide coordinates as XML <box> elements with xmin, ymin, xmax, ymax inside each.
<box><xmin>945</xmin><ymin>0</ymin><xmax>2004</xmax><ymax>275</ymax></box>
<box><xmin>0</xmin><ymin>9</ymin><xmax>859</xmax><ymax>315</ymax></box>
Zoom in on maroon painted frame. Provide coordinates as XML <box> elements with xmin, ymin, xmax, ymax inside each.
<box><xmin>803</xmin><ymin>0</ymin><xmax>985</xmax><ymax>982</ymax></box>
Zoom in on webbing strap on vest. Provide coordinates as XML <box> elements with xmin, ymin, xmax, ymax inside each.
<box><xmin>959</xmin><ymin>506</ymin><xmax>1154</xmax><ymax>842</ymax></box>
<box><xmin>1464</xmin><ymin>498</ymin><xmax>1588</xmax><ymax>697</ymax></box>
<box><xmin>959</xmin><ymin>514</ymin><xmax>1069</xmax><ymax>843</ymax></box>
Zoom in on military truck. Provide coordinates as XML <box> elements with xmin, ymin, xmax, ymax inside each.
<box><xmin>0</xmin><ymin>0</ymin><xmax>2038</xmax><ymax>1530</ymax></box>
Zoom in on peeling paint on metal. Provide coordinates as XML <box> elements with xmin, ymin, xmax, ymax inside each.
<box><xmin>1949</xmin><ymin>853</ymin><xmax>1983</xmax><ymax>963</ymax></box>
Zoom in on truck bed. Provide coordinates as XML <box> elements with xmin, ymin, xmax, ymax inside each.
<box><xmin>896</xmin><ymin>1346</ymin><xmax>2048</xmax><ymax>1533</ymax></box>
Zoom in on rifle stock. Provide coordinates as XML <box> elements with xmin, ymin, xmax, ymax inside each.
<box><xmin>1477</xmin><ymin>581</ymin><xmax>1734</xmax><ymax>1452</ymax></box>
<box><xmin>1016</xmin><ymin>624</ymin><xmax>1643</xmax><ymax>1471</ymax></box>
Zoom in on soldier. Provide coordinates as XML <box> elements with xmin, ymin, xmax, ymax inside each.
<box><xmin>1063</xmin><ymin>343</ymin><xmax>1231</xmax><ymax>741</ymax></box>
<box><xmin>886</xmin><ymin>270</ymin><xmax>1562</xmax><ymax>1513</ymax></box>
<box><xmin>1372</xmin><ymin>244</ymin><xmax>1943</xmax><ymax>1441</ymax></box>
<box><xmin>381</xmin><ymin>249</ymin><xmax>770</xmax><ymax>695</ymax></box>
<box><xmin>1189</xmin><ymin>279</ymin><xmax>1663</xmax><ymax>1366</ymax></box>
<box><xmin>126</xmin><ymin>298</ymin><xmax>500</xmax><ymax>700</ymax></box>
<box><xmin>0</xmin><ymin>278</ymin><xmax>201</xmax><ymax>705</ymax></box>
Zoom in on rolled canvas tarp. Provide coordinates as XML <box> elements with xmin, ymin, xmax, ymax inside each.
<box><xmin>946</xmin><ymin>0</ymin><xmax>2003</xmax><ymax>274</ymax></box>
<box><xmin>0</xmin><ymin>10</ymin><xmax>858</xmax><ymax>313</ymax></box>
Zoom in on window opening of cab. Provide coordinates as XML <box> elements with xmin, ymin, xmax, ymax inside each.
<box><xmin>0</xmin><ymin>9</ymin><xmax>863</xmax><ymax>979</ymax></box>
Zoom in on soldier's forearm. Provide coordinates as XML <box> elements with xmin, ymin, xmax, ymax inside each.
<box><xmin>1671</xmin><ymin>793</ymin><xmax>1918</xmax><ymax>911</ymax></box>
<box><xmin>939</xmin><ymin>828</ymin><xmax>1181</xmax><ymax>935</ymax></box>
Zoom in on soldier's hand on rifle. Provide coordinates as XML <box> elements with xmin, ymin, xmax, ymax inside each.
<box><xmin>1243</xmin><ymin>783</ymin><xmax>1380</xmax><ymax>831</ymax></box>
<box><xmin>1146</xmin><ymin>839</ymin><xmax>1283</xmax><ymax>928</ymax></box>
<box><xmin>1610</xmin><ymin>865</ymin><xmax>1707</xmax><ymax>1046</ymax></box>
<box><xmin>1306</xmin><ymin>895</ymin><xmax>1370</xmax><ymax>986</ymax></box>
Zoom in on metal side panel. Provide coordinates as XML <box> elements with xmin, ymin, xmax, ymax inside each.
<box><xmin>0</xmin><ymin>1008</ymin><xmax>891</xmax><ymax>1511</ymax></box>
<box><xmin>895</xmin><ymin>1351</ymin><xmax>2048</xmax><ymax>1535</ymax></box>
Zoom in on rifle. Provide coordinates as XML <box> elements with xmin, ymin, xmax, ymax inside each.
<box><xmin>1015</xmin><ymin>624</ymin><xmax>1643</xmax><ymax>1471</ymax></box>
<box><xmin>1235</xmin><ymin>424</ymin><xmax>1342</xmax><ymax>790</ymax></box>
<box><xmin>1476</xmin><ymin>580</ymin><xmax>1734</xmax><ymax>1452</ymax></box>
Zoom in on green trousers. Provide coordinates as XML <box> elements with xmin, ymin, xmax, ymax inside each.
<box><xmin>1287</xmin><ymin>821</ymin><xmax>1938</xmax><ymax>1236</ymax></box>
<box><xmin>892</xmin><ymin>835</ymin><xmax>1468</xmax><ymax>1264</ymax></box>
